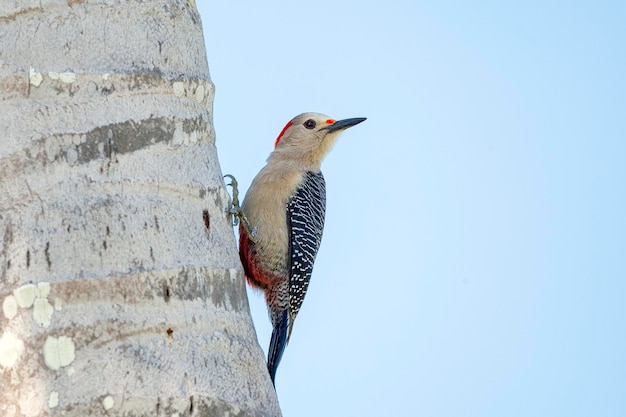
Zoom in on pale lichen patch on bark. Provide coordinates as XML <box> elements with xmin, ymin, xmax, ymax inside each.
<box><xmin>102</xmin><ymin>395</ymin><xmax>115</xmax><ymax>410</ymax></box>
<box><xmin>29</xmin><ymin>66</ymin><xmax>43</xmax><ymax>87</ymax></box>
<box><xmin>43</xmin><ymin>336</ymin><xmax>76</xmax><ymax>371</ymax></box>
<box><xmin>2</xmin><ymin>295</ymin><xmax>18</xmax><ymax>319</ymax></box>
<box><xmin>172</xmin><ymin>81</ymin><xmax>185</xmax><ymax>97</ymax></box>
<box><xmin>14</xmin><ymin>284</ymin><xmax>36</xmax><ymax>308</ymax></box>
<box><xmin>195</xmin><ymin>83</ymin><xmax>205</xmax><ymax>103</ymax></box>
<box><xmin>0</xmin><ymin>331</ymin><xmax>24</xmax><ymax>368</ymax></box>
<box><xmin>33</xmin><ymin>298</ymin><xmax>54</xmax><ymax>328</ymax></box>
<box><xmin>59</xmin><ymin>72</ymin><xmax>77</xmax><ymax>83</ymax></box>
<box><xmin>37</xmin><ymin>282</ymin><xmax>51</xmax><ymax>298</ymax></box>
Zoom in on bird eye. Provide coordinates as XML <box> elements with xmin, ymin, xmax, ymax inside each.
<box><xmin>304</xmin><ymin>119</ymin><xmax>316</xmax><ymax>129</ymax></box>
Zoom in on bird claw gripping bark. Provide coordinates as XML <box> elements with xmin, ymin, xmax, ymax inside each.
<box><xmin>224</xmin><ymin>174</ymin><xmax>256</xmax><ymax>240</ymax></box>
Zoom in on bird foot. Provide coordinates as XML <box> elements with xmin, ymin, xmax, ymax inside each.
<box><xmin>224</xmin><ymin>174</ymin><xmax>256</xmax><ymax>239</ymax></box>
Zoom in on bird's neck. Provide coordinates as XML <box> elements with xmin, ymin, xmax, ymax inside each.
<box><xmin>267</xmin><ymin>150</ymin><xmax>324</xmax><ymax>174</ymax></box>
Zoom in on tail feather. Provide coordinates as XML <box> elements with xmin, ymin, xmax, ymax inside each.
<box><xmin>267</xmin><ymin>310</ymin><xmax>289</xmax><ymax>385</ymax></box>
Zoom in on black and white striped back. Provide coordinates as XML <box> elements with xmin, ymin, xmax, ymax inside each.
<box><xmin>287</xmin><ymin>171</ymin><xmax>326</xmax><ymax>321</ymax></box>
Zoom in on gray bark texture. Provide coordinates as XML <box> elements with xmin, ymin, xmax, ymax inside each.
<box><xmin>0</xmin><ymin>1</ymin><xmax>281</xmax><ymax>416</ymax></box>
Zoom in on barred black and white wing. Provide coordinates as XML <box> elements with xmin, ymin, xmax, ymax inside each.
<box><xmin>286</xmin><ymin>171</ymin><xmax>326</xmax><ymax>340</ymax></box>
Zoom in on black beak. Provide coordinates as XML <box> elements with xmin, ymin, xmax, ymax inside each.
<box><xmin>325</xmin><ymin>117</ymin><xmax>367</xmax><ymax>133</ymax></box>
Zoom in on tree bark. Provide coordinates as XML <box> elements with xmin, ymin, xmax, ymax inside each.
<box><xmin>0</xmin><ymin>1</ymin><xmax>280</xmax><ymax>416</ymax></box>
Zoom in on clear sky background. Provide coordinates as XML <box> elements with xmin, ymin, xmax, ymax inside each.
<box><xmin>199</xmin><ymin>2</ymin><xmax>626</xmax><ymax>416</ymax></box>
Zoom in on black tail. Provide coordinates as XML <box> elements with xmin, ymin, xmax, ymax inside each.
<box><xmin>267</xmin><ymin>310</ymin><xmax>289</xmax><ymax>385</ymax></box>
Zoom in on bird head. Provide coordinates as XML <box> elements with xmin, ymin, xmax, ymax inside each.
<box><xmin>270</xmin><ymin>112</ymin><xmax>366</xmax><ymax>170</ymax></box>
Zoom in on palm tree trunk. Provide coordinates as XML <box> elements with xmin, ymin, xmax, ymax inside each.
<box><xmin>0</xmin><ymin>1</ymin><xmax>280</xmax><ymax>416</ymax></box>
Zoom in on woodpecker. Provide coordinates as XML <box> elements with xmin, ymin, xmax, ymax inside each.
<box><xmin>228</xmin><ymin>112</ymin><xmax>366</xmax><ymax>385</ymax></box>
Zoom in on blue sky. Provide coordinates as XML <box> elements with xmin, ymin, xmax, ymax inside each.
<box><xmin>199</xmin><ymin>2</ymin><xmax>626</xmax><ymax>416</ymax></box>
